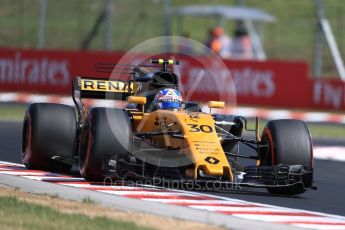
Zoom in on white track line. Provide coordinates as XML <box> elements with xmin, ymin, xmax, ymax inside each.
<box><xmin>22</xmin><ymin>175</ymin><xmax>85</xmax><ymax>181</ymax></box>
<box><xmin>141</xmin><ymin>199</ymin><xmax>253</xmax><ymax>204</ymax></box>
<box><xmin>100</xmin><ymin>190</ymin><xmax>199</xmax><ymax>197</ymax></box>
<box><xmin>313</xmin><ymin>147</ymin><xmax>345</xmax><ymax>162</ymax></box>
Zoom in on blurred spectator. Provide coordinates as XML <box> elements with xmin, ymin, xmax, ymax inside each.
<box><xmin>204</xmin><ymin>26</ymin><xmax>231</xmax><ymax>58</ymax></box>
<box><xmin>229</xmin><ymin>21</ymin><xmax>254</xmax><ymax>59</ymax></box>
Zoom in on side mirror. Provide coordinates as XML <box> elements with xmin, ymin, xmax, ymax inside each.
<box><xmin>128</xmin><ymin>96</ymin><xmax>147</xmax><ymax>105</ymax></box>
<box><xmin>208</xmin><ymin>101</ymin><xmax>225</xmax><ymax>109</ymax></box>
<box><xmin>208</xmin><ymin>101</ymin><xmax>225</xmax><ymax>114</ymax></box>
<box><xmin>128</xmin><ymin>96</ymin><xmax>147</xmax><ymax>114</ymax></box>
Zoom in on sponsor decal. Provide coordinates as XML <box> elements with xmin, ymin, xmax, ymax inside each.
<box><xmin>313</xmin><ymin>80</ymin><xmax>345</xmax><ymax>109</ymax></box>
<box><xmin>230</xmin><ymin>67</ymin><xmax>275</xmax><ymax>98</ymax></box>
<box><xmin>81</xmin><ymin>79</ymin><xmax>129</xmax><ymax>93</ymax></box>
<box><xmin>204</xmin><ymin>156</ymin><xmax>220</xmax><ymax>165</ymax></box>
<box><xmin>0</xmin><ymin>52</ymin><xmax>69</xmax><ymax>86</ymax></box>
<box><xmin>182</xmin><ymin>64</ymin><xmax>275</xmax><ymax>98</ymax></box>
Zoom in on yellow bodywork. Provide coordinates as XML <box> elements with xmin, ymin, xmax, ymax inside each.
<box><xmin>132</xmin><ymin>110</ymin><xmax>233</xmax><ymax>181</ymax></box>
<box><xmin>77</xmin><ymin>77</ymin><xmax>233</xmax><ymax>181</ymax></box>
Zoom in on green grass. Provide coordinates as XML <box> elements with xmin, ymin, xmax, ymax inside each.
<box><xmin>307</xmin><ymin>122</ymin><xmax>345</xmax><ymax>140</ymax></box>
<box><xmin>0</xmin><ymin>104</ymin><xmax>27</xmax><ymax>121</ymax></box>
<box><xmin>0</xmin><ymin>196</ymin><xmax>152</xmax><ymax>230</ymax></box>
<box><xmin>239</xmin><ymin>118</ymin><xmax>345</xmax><ymax>140</ymax></box>
<box><xmin>42</xmin><ymin>193</ymin><xmax>59</xmax><ymax>199</ymax></box>
<box><xmin>0</xmin><ymin>0</ymin><xmax>344</xmax><ymax>76</ymax></box>
<box><xmin>82</xmin><ymin>196</ymin><xmax>97</xmax><ymax>204</ymax></box>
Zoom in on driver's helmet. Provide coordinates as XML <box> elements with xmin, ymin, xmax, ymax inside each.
<box><xmin>153</xmin><ymin>88</ymin><xmax>183</xmax><ymax>110</ymax></box>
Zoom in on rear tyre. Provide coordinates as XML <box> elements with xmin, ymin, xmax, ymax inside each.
<box><xmin>21</xmin><ymin>103</ymin><xmax>76</xmax><ymax>172</ymax></box>
<box><xmin>260</xmin><ymin>119</ymin><xmax>313</xmax><ymax>195</ymax></box>
<box><xmin>79</xmin><ymin>108</ymin><xmax>132</xmax><ymax>181</ymax></box>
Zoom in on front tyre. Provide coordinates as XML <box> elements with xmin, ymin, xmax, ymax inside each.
<box><xmin>260</xmin><ymin>119</ymin><xmax>313</xmax><ymax>195</ymax></box>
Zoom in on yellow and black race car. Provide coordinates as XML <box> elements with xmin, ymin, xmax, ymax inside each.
<box><xmin>22</xmin><ymin>59</ymin><xmax>315</xmax><ymax>195</ymax></box>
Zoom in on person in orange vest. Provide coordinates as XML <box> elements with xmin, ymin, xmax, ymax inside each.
<box><xmin>229</xmin><ymin>21</ymin><xmax>254</xmax><ymax>59</ymax></box>
<box><xmin>204</xmin><ymin>26</ymin><xmax>231</xmax><ymax>58</ymax></box>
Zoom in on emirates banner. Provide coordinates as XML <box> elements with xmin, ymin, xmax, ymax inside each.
<box><xmin>0</xmin><ymin>47</ymin><xmax>344</xmax><ymax>111</ymax></box>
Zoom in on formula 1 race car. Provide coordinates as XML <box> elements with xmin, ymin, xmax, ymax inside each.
<box><xmin>22</xmin><ymin>59</ymin><xmax>315</xmax><ymax>195</ymax></box>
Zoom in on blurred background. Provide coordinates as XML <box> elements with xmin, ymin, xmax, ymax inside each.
<box><xmin>0</xmin><ymin>0</ymin><xmax>345</xmax><ymax>139</ymax></box>
<box><xmin>0</xmin><ymin>1</ymin><xmax>343</xmax><ymax>194</ymax></box>
<box><xmin>0</xmin><ymin>3</ymin><xmax>345</xmax><ymax>228</ymax></box>
<box><xmin>1</xmin><ymin>0</ymin><xmax>345</xmax><ymax>77</ymax></box>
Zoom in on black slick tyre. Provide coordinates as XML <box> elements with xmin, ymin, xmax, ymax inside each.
<box><xmin>21</xmin><ymin>103</ymin><xmax>76</xmax><ymax>172</ymax></box>
<box><xmin>79</xmin><ymin>108</ymin><xmax>131</xmax><ymax>181</ymax></box>
<box><xmin>260</xmin><ymin>119</ymin><xmax>313</xmax><ymax>195</ymax></box>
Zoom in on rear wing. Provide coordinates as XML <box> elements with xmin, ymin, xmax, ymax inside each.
<box><xmin>72</xmin><ymin>77</ymin><xmax>135</xmax><ymax>100</ymax></box>
<box><xmin>72</xmin><ymin>77</ymin><xmax>135</xmax><ymax>114</ymax></box>
<box><xmin>72</xmin><ymin>59</ymin><xmax>178</xmax><ymax>114</ymax></box>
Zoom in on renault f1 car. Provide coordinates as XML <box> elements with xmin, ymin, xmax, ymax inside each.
<box><xmin>22</xmin><ymin>59</ymin><xmax>315</xmax><ymax>195</ymax></box>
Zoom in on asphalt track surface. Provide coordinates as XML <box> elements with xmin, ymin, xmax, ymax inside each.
<box><xmin>1</xmin><ymin>120</ymin><xmax>344</xmax><ymax>217</ymax></box>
